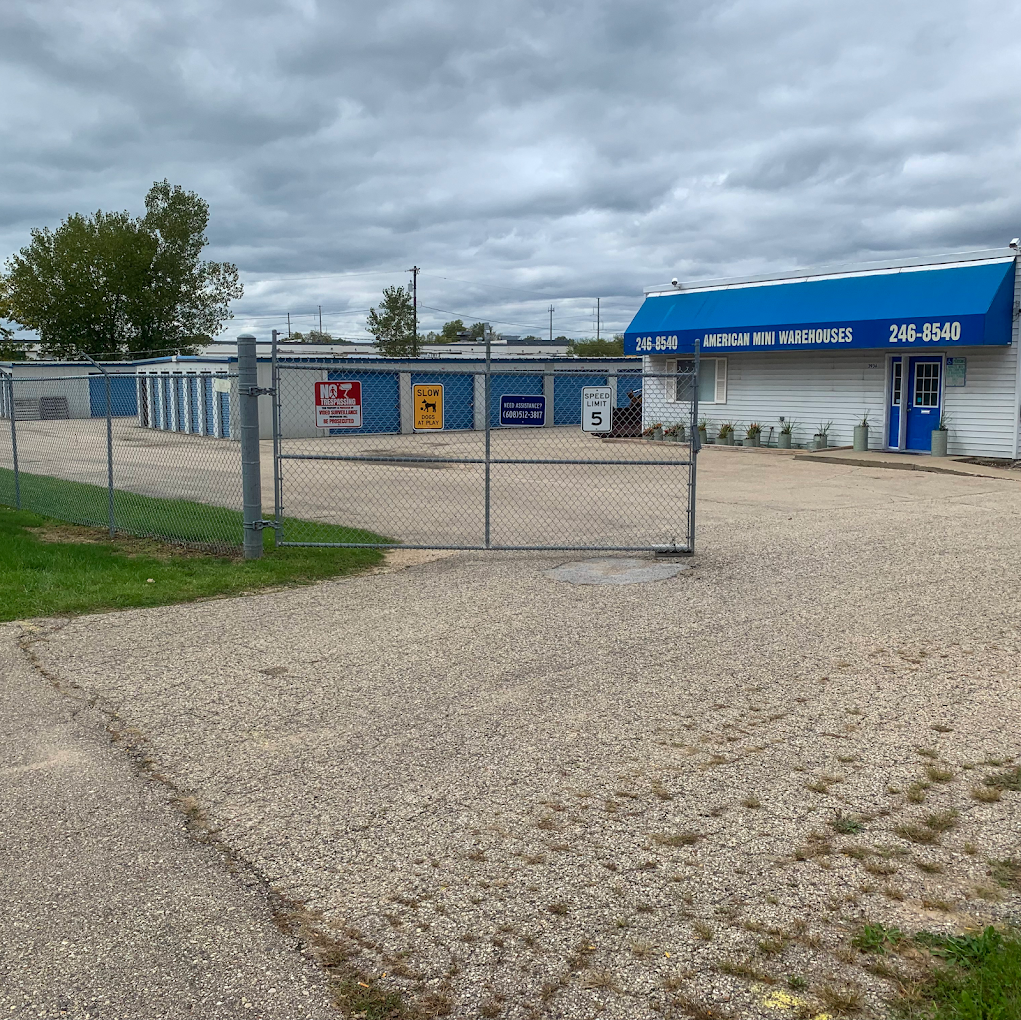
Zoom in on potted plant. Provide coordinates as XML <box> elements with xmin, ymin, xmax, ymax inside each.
<box><xmin>745</xmin><ymin>422</ymin><xmax>762</xmax><ymax>448</ymax></box>
<box><xmin>717</xmin><ymin>422</ymin><xmax>734</xmax><ymax>446</ymax></box>
<box><xmin>778</xmin><ymin>418</ymin><xmax>796</xmax><ymax>449</ymax></box>
<box><xmin>932</xmin><ymin>412</ymin><xmax>949</xmax><ymax>457</ymax></box>
<box><xmin>642</xmin><ymin>422</ymin><xmax>664</xmax><ymax>440</ymax></box>
<box><xmin>698</xmin><ymin>417</ymin><xmax>711</xmax><ymax>444</ymax></box>
<box><xmin>813</xmin><ymin>420</ymin><xmax>833</xmax><ymax>450</ymax></box>
<box><xmin>664</xmin><ymin>422</ymin><xmax>686</xmax><ymax>442</ymax></box>
<box><xmin>853</xmin><ymin>411</ymin><xmax>870</xmax><ymax>452</ymax></box>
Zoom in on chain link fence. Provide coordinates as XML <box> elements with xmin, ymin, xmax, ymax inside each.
<box><xmin>271</xmin><ymin>360</ymin><xmax>698</xmax><ymax>552</ymax></box>
<box><xmin>0</xmin><ymin>371</ymin><xmax>243</xmax><ymax>550</ymax></box>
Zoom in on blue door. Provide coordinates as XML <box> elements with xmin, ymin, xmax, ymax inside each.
<box><xmin>411</xmin><ymin>372</ymin><xmax>474</xmax><ymax>430</ymax></box>
<box><xmin>887</xmin><ymin>357</ymin><xmax>902</xmax><ymax>448</ymax></box>
<box><xmin>905</xmin><ymin>357</ymin><xmax>942</xmax><ymax>451</ymax></box>
<box><xmin>203</xmin><ymin>377</ymin><xmax>215</xmax><ymax>434</ymax></box>
<box><xmin>326</xmin><ymin>370</ymin><xmax>400</xmax><ymax>434</ymax></box>
<box><xmin>89</xmin><ymin>375</ymin><xmax>139</xmax><ymax>417</ymax></box>
<box><xmin>490</xmin><ymin>373</ymin><xmax>543</xmax><ymax>427</ymax></box>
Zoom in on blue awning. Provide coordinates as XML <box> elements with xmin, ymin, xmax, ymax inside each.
<box><xmin>624</xmin><ymin>258</ymin><xmax>1016</xmax><ymax>356</ymax></box>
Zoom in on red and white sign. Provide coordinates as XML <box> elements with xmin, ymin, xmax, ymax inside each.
<box><xmin>315</xmin><ymin>380</ymin><xmax>362</xmax><ymax>428</ymax></box>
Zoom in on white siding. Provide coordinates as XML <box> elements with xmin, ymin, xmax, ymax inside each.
<box><xmin>645</xmin><ymin>350</ymin><xmax>888</xmax><ymax>449</ymax></box>
<box><xmin>943</xmin><ymin>345</ymin><xmax>1018</xmax><ymax>458</ymax></box>
<box><xmin>645</xmin><ymin>346</ymin><xmax>1020</xmax><ymax>456</ymax></box>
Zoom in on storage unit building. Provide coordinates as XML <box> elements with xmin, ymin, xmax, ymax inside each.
<box><xmin>0</xmin><ymin>361</ymin><xmax>139</xmax><ymax>420</ymax></box>
<box><xmin>623</xmin><ymin>248</ymin><xmax>1021</xmax><ymax>457</ymax></box>
<box><xmin>136</xmin><ymin>355</ymin><xmax>641</xmax><ymax>440</ymax></box>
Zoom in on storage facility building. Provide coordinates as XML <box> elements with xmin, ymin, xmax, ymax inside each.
<box><xmin>623</xmin><ymin>248</ymin><xmax>1021</xmax><ymax>457</ymax></box>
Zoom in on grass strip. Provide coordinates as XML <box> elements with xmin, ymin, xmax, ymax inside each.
<box><xmin>0</xmin><ymin>504</ymin><xmax>386</xmax><ymax>622</ymax></box>
<box><xmin>0</xmin><ymin>466</ymin><xmax>385</xmax><ymax>548</ymax></box>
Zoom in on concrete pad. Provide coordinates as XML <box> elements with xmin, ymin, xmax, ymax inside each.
<box><xmin>547</xmin><ymin>556</ymin><xmax>692</xmax><ymax>585</ymax></box>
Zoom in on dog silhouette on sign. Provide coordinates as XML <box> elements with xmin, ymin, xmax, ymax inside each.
<box><xmin>422</xmin><ymin>400</ymin><xmax>437</xmax><ymax>413</ymax></box>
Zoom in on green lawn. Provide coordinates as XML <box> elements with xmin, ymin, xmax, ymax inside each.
<box><xmin>0</xmin><ymin>502</ymin><xmax>386</xmax><ymax>622</ymax></box>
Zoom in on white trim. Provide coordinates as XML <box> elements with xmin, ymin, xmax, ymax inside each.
<box><xmin>665</xmin><ymin>356</ymin><xmax>727</xmax><ymax>404</ymax></box>
<box><xmin>645</xmin><ymin>250</ymin><xmax>1017</xmax><ymax>296</ymax></box>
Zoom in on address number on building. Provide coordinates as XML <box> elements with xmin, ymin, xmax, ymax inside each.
<box><xmin>582</xmin><ymin>386</ymin><xmax>613</xmax><ymax>432</ymax></box>
<box><xmin>632</xmin><ymin>334</ymin><xmax>680</xmax><ymax>353</ymax></box>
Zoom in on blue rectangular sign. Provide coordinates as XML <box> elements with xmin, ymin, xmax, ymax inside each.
<box><xmin>500</xmin><ymin>393</ymin><xmax>546</xmax><ymax>427</ymax></box>
<box><xmin>625</xmin><ymin>315</ymin><xmax>988</xmax><ymax>356</ymax></box>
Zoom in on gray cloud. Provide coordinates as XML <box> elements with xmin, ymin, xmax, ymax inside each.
<box><xmin>3</xmin><ymin>0</ymin><xmax>1021</xmax><ymax>341</ymax></box>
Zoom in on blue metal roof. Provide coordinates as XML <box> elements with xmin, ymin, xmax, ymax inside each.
<box><xmin>624</xmin><ymin>258</ymin><xmax>1015</xmax><ymax>355</ymax></box>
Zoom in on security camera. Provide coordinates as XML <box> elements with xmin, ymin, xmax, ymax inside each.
<box><xmin>671</xmin><ymin>278</ymin><xmax>679</xmax><ymax>287</ymax></box>
<box><xmin>1011</xmin><ymin>238</ymin><xmax>1020</xmax><ymax>250</ymax></box>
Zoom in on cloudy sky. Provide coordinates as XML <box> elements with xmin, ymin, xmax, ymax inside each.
<box><xmin>3</xmin><ymin>0</ymin><xmax>1021</xmax><ymax>342</ymax></box>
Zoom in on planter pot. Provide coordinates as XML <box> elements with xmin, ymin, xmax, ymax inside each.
<box><xmin>652</xmin><ymin>427</ymin><xmax>663</xmax><ymax>440</ymax></box>
<box><xmin>853</xmin><ymin>424</ymin><xmax>869</xmax><ymax>452</ymax></box>
<box><xmin>719</xmin><ymin>434</ymin><xmax>733</xmax><ymax>446</ymax></box>
<box><xmin>746</xmin><ymin>434</ymin><xmax>761</xmax><ymax>447</ymax></box>
<box><xmin>931</xmin><ymin>429</ymin><xmax>948</xmax><ymax>457</ymax></box>
<box><xmin>813</xmin><ymin>434</ymin><xmax>828</xmax><ymax>450</ymax></box>
<box><xmin>778</xmin><ymin>433</ymin><xmax>792</xmax><ymax>449</ymax></box>
<box><xmin>698</xmin><ymin>429</ymin><xmax>708</xmax><ymax>446</ymax></box>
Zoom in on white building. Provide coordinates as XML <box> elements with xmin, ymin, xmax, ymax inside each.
<box><xmin>624</xmin><ymin>248</ymin><xmax>1021</xmax><ymax>457</ymax></box>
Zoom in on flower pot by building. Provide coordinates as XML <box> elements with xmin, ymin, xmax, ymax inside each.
<box><xmin>931</xmin><ymin>429</ymin><xmax>948</xmax><ymax>457</ymax></box>
<box><xmin>853</xmin><ymin>424</ymin><xmax>869</xmax><ymax>452</ymax></box>
<box><xmin>778</xmin><ymin>433</ymin><xmax>792</xmax><ymax>449</ymax></box>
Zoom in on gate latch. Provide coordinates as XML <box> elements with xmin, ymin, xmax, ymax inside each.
<box><xmin>242</xmin><ymin>386</ymin><xmax>275</xmax><ymax>396</ymax></box>
<box><xmin>244</xmin><ymin>519</ymin><xmax>278</xmax><ymax>531</ymax></box>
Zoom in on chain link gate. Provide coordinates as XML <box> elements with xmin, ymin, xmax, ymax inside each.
<box><xmin>270</xmin><ymin>352</ymin><xmax>698</xmax><ymax>553</ymax></box>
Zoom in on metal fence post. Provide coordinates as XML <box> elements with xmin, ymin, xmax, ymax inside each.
<box><xmin>484</xmin><ymin>328</ymin><xmax>491</xmax><ymax>548</ymax></box>
<box><xmin>1</xmin><ymin>370</ymin><xmax>20</xmax><ymax>509</ymax></box>
<box><xmin>238</xmin><ymin>334</ymin><xmax>264</xmax><ymax>559</ymax></box>
<box><xmin>83</xmin><ymin>355</ymin><xmax>115</xmax><ymax>537</ymax></box>
<box><xmin>270</xmin><ymin>329</ymin><xmax>283</xmax><ymax>541</ymax></box>
<box><xmin>689</xmin><ymin>339</ymin><xmax>700</xmax><ymax>553</ymax></box>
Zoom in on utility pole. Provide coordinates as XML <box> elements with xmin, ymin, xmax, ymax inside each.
<box><xmin>319</xmin><ymin>305</ymin><xmax>323</xmax><ymax>336</ymax></box>
<box><xmin>408</xmin><ymin>266</ymin><xmax>420</xmax><ymax>356</ymax></box>
<box><xmin>596</xmin><ymin>297</ymin><xmax>601</xmax><ymax>342</ymax></box>
<box><xmin>549</xmin><ymin>304</ymin><xmax>555</xmax><ymax>344</ymax></box>
<box><xmin>287</xmin><ymin>312</ymin><xmax>291</xmax><ymax>338</ymax></box>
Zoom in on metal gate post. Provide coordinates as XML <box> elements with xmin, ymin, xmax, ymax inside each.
<box><xmin>84</xmin><ymin>355</ymin><xmax>115</xmax><ymax>537</ymax></box>
<box><xmin>238</xmin><ymin>333</ymin><xmax>264</xmax><ymax>560</ymax></box>
<box><xmin>484</xmin><ymin>329</ymin><xmax>491</xmax><ymax>548</ymax></box>
<box><xmin>270</xmin><ymin>329</ymin><xmax>283</xmax><ymax>540</ymax></box>
<box><xmin>688</xmin><ymin>339</ymin><xmax>700</xmax><ymax>552</ymax></box>
<box><xmin>1</xmin><ymin>369</ymin><xmax>20</xmax><ymax>509</ymax></box>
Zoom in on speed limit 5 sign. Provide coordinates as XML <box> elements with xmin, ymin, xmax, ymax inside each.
<box><xmin>581</xmin><ymin>386</ymin><xmax>613</xmax><ymax>432</ymax></box>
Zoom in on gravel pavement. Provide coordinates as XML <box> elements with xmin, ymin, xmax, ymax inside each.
<box><xmin>7</xmin><ymin>451</ymin><xmax>1021</xmax><ymax>1019</ymax></box>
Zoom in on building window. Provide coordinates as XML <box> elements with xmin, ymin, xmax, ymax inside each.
<box><xmin>667</xmin><ymin>358</ymin><xmax>727</xmax><ymax>404</ymax></box>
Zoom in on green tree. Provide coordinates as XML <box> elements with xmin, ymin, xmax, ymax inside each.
<box><xmin>566</xmin><ymin>334</ymin><xmax>624</xmax><ymax>357</ymax></box>
<box><xmin>289</xmin><ymin>329</ymin><xmax>352</xmax><ymax>344</ymax></box>
<box><xmin>366</xmin><ymin>285</ymin><xmax>418</xmax><ymax>356</ymax></box>
<box><xmin>1</xmin><ymin>180</ymin><xmax>242</xmax><ymax>360</ymax></box>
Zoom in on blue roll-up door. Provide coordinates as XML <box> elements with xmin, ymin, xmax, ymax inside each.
<box><xmin>174</xmin><ymin>377</ymin><xmax>186</xmax><ymax>431</ymax></box>
<box><xmin>326</xmin><ymin>370</ymin><xmax>400</xmax><ymax>434</ymax></box>
<box><xmin>160</xmin><ymin>377</ymin><xmax>171</xmax><ymax>428</ymax></box>
<box><xmin>218</xmin><ymin>391</ymin><xmax>231</xmax><ymax>436</ymax></box>
<box><xmin>203</xmin><ymin>377</ymin><xmax>215</xmax><ymax>434</ymax></box>
<box><xmin>88</xmin><ymin>375</ymin><xmax>139</xmax><ymax>417</ymax></box>
<box><xmin>553</xmin><ymin>374</ymin><xmax>607</xmax><ymax>425</ymax></box>
<box><xmin>187</xmin><ymin>376</ymin><xmax>200</xmax><ymax>432</ymax></box>
<box><xmin>411</xmin><ymin>372</ymin><xmax>474</xmax><ymax>430</ymax></box>
<box><xmin>489</xmin><ymin>373</ymin><xmax>543</xmax><ymax>427</ymax></box>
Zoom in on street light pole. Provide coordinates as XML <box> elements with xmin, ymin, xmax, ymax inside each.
<box><xmin>408</xmin><ymin>266</ymin><xmax>420</xmax><ymax>356</ymax></box>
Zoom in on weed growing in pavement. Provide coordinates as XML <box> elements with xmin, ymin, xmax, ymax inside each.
<box><xmin>983</xmin><ymin>765</ymin><xmax>1021</xmax><ymax>791</ymax></box>
<box><xmin>547</xmin><ymin>902</ymin><xmax>569</xmax><ymax>916</ymax></box>
<box><xmin>971</xmin><ymin>785</ymin><xmax>1001</xmax><ymax>803</ymax></box>
<box><xmin>916</xmin><ymin>747</ymin><xmax>940</xmax><ymax>759</ymax></box>
<box><xmin>652</xmin><ymin>831</ymin><xmax>701</xmax><ymax>847</ymax></box>
<box><xmin>741</xmin><ymin>795</ymin><xmax>762</xmax><ymax>808</ymax></box>
<box><xmin>907</xmin><ymin>781</ymin><xmax>930</xmax><ymax>803</ymax></box>
<box><xmin>925</xmin><ymin>809</ymin><xmax>960</xmax><ymax>833</ymax></box>
<box><xmin>864</xmin><ymin>860</ymin><xmax>898</xmax><ymax>877</ymax></box>
<box><xmin>852</xmin><ymin>922</ymin><xmax>906</xmax><ymax>954</ymax></box>
<box><xmin>693</xmin><ymin>921</ymin><xmax>714</xmax><ymax>940</ymax></box>
<box><xmin>926</xmin><ymin>764</ymin><xmax>955</xmax><ymax>783</ymax></box>
<box><xmin>920</xmin><ymin>899</ymin><xmax>952</xmax><ymax>912</ymax></box>
<box><xmin>818</xmin><ymin>981</ymin><xmax>864</xmax><ymax>1014</ymax></box>
<box><xmin>787</xmin><ymin>975</ymin><xmax>807</xmax><ymax>991</ymax></box>
<box><xmin>832</xmin><ymin>812</ymin><xmax>864</xmax><ymax>835</ymax></box>
<box><xmin>718</xmin><ymin>959</ymin><xmax>776</xmax><ymax>983</ymax></box>
<box><xmin>883</xmin><ymin>886</ymin><xmax>905</xmax><ymax>901</ymax></box>
<box><xmin>931</xmin><ymin>723</ymin><xmax>954</xmax><ymax>733</ymax></box>
<box><xmin>914</xmin><ymin>860</ymin><xmax>944</xmax><ymax>874</ymax></box>
<box><xmin>989</xmin><ymin>859</ymin><xmax>1021</xmax><ymax>891</ymax></box>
